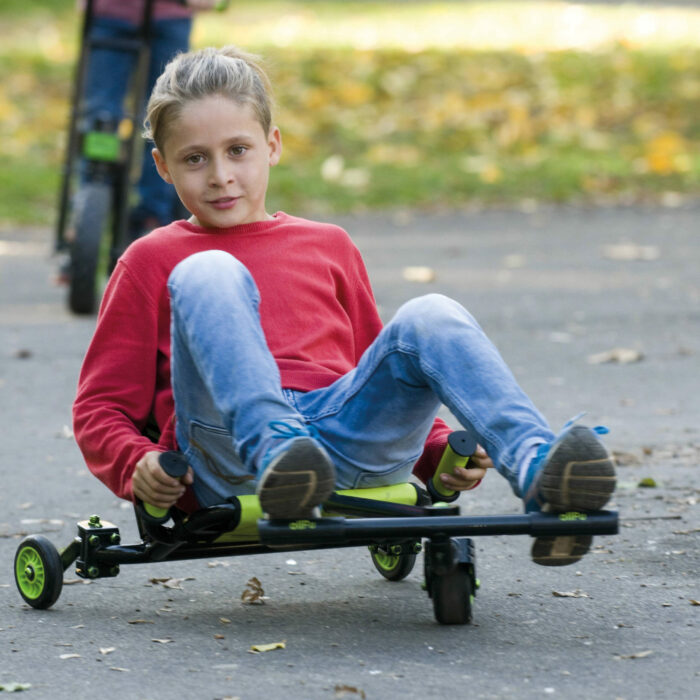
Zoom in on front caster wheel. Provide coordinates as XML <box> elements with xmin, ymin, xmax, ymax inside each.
<box><xmin>370</xmin><ymin>542</ymin><xmax>418</xmax><ymax>581</ymax></box>
<box><xmin>431</xmin><ymin>567</ymin><xmax>474</xmax><ymax>625</ymax></box>
<box><xmin>14</xmin><ymin>536</ymin><xmax>64</xmax><ymax>609</ymax></box>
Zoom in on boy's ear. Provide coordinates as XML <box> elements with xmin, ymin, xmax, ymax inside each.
<box><xmin>152</xmin><ymin>148</ymin><xmax>173</xmax><ymax>184</ymax></box>
<box><xmin>268</xmin><ymin>126</ymin><xmax>282</xmax><ymax>167</ymax></box>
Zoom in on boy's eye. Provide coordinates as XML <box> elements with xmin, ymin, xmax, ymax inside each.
<box><xmin>185</xmin><ymin>154</ymin><xmax>204</xmax><ymax>165</ymax></box>
<box><xmin>230</xmin><ymin>145</ymin><xmax>247</xmax><ymax>156</ymax></box>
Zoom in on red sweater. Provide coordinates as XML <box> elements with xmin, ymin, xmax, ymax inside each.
<box><xmin>73</xmin><ymin>213</ymin><xmax>452</xmax><ymax>505</ymax></box>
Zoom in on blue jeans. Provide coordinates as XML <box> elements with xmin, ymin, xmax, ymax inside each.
<box><xmin>168</xmin><ymin>251</ymin><xmax>555</xmax><ymax>508</ymax></box>
<box><xmin>82</xmin><ymin>16</ymin><xmax>192</xmax><ymax>224</ymax></box>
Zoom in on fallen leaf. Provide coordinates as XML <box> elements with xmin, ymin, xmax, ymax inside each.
<box><xmin>214</xmin><ymin>634</ymin><xmax>225</xmax><ymax>640</ymax></box>
<box><xmin>110</xmin><ymin>667</ymin><xmax>130</xmax><ymax>673</ymax></box>
<box><xmin>99</xmin><ymin>647</ymin><xmax>116</xmax><ymax>655</ymax></box>
<box><xmin>614</xmin><ymin>650</ymin><xmax>653</xmax><ymax>660</ymax></box>
<box><xmin>59</xmin><ymin>653</ymin><xmax>81</xmax><ymax>660</ymax></box>
<box><xmin>690</xmin><ymin>600</ymin><xmax>700</xmax><ymax>606</ymax></box>
<box><xmin>602</xmin><ymin>243</ymin><xmax>660</xmax><ymax>261</ymax></box>
<box><xmin>249</xmin><ymin>641</ymin><xmax>286</xmax><ymax>653</ymax></box>
<box><xmin>335</xmin><ymin>685</ymin><xmax>367</xmax><ymax>699</ymax></box>
<box><xmin>127</xmin><ymin>619</ymin><xmax>154</xmax><ymax>625</ymax></box>
<box><xmin>241</xmin><ymin>576</ymin><xmax>265</xmax><ymax>605</ymax></box>
<box><xmin>148</xmin><ymin>576</ymin><xmax>194</xmax><ymax>589</ymax></box>
<box><xmin>553</xmin><ymin>590</ymin><xmax>590</xmax><ymax>598</ymax></box>
<box><xmin>612</xmin><ymin>450</ymin><xmax>641</xmax><ymax>466</ymax></box>
<box><xmin>502</xmin><ymin>253</ymin><xmax>527</xmax><ymax>269</ymax></box>
<box><xmin>402</xmin><ymin>266</ymin><xmax>436</xmax><ymax>283</ymax></box>
<box><xmin>151</xmin><ymin>639</ymin><xmax>173</xmax><ymax>644</ymax></box>
<box><xmin>0</xmin><ymin>683</ymin><xmax>32</xmax><ymax>692</ymax></box>
<box><xmin>587</xmin><ymin>348</ymin><xmax>644</xmax><ymax>364</ymax></box>
<box><xmin>638</xmin><ymin>477</ymin><xmax>657</xmax><ymax>488</ymax></box>
<box><xmin>219</xmin><ymin>617</ymin><xmax>231</xmax><ymax>624</ymax></box>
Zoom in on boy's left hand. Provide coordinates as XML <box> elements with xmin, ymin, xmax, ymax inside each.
<box><xmin>439</xmin><ymin>444</ymin><xmax>493</xmax><ymax>491</ymax></box>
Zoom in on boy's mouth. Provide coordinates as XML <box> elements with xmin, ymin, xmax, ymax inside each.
<box><xmin>209</xmin><ymin>196</ymin><xmax>238</xmax><ymax>210</ymax></box>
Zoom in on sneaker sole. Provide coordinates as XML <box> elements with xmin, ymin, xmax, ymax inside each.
<box><xmin>538</xmin><ymin>426</ymin><xmax>616</xmax><ymax>511</ymax></box>
<box><xmin>533</xmin><ymin>426</ymin><xmax>616</xmax><ymax>566</ymax></box>
<box><xmin>257</xmin><ymin>438</ymin><xmax>336</xmax><ymax>519</ymax></box>
<box><xmin>531</xmin><ymin>534</ymin><xmax>593</xmax><ymax>567</ymax></box>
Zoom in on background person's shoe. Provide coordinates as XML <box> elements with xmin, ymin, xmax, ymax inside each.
<box><xmin>256</xmin><ymin>422</ymin><xmax>336</xmax><ymax>519</ymax></box>
<box><xmin>521</xmin><ymin>423</ymin><xmax>616</xmax><ymax>566</ymax></box>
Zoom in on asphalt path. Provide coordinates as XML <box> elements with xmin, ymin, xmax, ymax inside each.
<box><xmin>1</xmin><ymin>203</ymin><xmax>698</xmax><ymax>699</ymax></box>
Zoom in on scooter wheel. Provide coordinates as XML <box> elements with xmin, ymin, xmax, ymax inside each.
<box><xmin>69</xmin><ymin>181</ymin><xmax>111</xmax><ymax>314</ymax></box>
<box><xmin>14</xmin><ymin>536</ymin><xmax>64</xmax><ymax>609</ymax></box>
<box><xmin>431</xmin><ymin>567</ymin><xmax>473</xmax><ymax>625</ymax></box>
<box><xmin>370</xmin><ymin>543</ymin><xmax>417</xmax><ymax>581</ymax></box>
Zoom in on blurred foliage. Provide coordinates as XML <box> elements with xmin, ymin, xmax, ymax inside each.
<box><xmin>1</xmin><ymin>1</ymin><xmax>700</xmax><ymax>224</ymax></box>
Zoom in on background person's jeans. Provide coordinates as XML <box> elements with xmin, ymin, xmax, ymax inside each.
<box><xmin>82</xmin><ymin>16</ymin><xmax>192</xmax><ymax>224</ymax></box>
<box><xmin>168</xmin><ymin>250</ymin><xmax>555</xmax><ymax>508</ymax></box>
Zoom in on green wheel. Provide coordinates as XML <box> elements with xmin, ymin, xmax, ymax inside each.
<box><xmin>14</xmin><ymin>536</ymin><xmax>64</xmax><ymax>609</ymax></box>
<box><xmin>431</xmin><ymin>567</ymin><xmax>473</xmax><ymax>625</ymax></box>
<box><xmin>370</xmin><ymin>543</ymin><xmax>417</xmax><ymax>582</ymax></box>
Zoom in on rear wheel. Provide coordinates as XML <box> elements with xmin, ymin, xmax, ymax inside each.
<box><xmin>431</xmin><ymin>567</ymin><xmax>473</xmax><ymax>625</ymax></box>
<box><xmin>14</xmin><ymin>536</ymin><xmax>64</xmax><ymax>609</ymax></box>
<box><xmin>69</xmin><ymin>182</ymin><xmax>111</xmax><ymax>314</ymax></box>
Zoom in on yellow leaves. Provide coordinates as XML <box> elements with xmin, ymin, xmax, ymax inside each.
<box><xmin>365</xmin><ymin>144</ymin><xmax>421</xmax><ymax>167</ymax></box>
<box><xmin>643</xmin><ymin>132</ymin><xmax>691</xmax><ymax>175</ymax></box>
<box><xmin>479</xmin><ymin>163</ymin><xmax>504</xmax><ymax>184</ymax></box>
<box><xmin>460</xmin><ymin>156</ymin><xmax>503</xmax><ymax>184</ymax></box>
<box><xmin>336</xmin><ymin>81</ymin><xmax>374</xmax><ymax>106</ymax></box>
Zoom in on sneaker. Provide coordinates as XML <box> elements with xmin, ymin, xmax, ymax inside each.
<box><xmin>256</xmin><ymin>421</ymin><xmax>336</xmax><ymax>519</ymax></box>
<box><xmin>520</xmin><ymin>421</ymin><xmax>616</xmax><ymax>566</ymax></box>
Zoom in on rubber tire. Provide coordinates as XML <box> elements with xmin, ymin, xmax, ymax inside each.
<box><xmin>14</xmin><ymin>535</ymin><xmax>64</xmax><ymax>610</ymax></box>
<box><xmin>370</xmin><ymin>546</ymin><xmax>417</xmax><ymax>581</ymax></box>
<box><xmin>69</xmin><ymin>182</ymin><xmax>111</xmax><ymax>315</ymax></box>
<box><xmin>431</xmin><ymin>567</ymin><xmax>473</xmax><ymax>625</ymax></box>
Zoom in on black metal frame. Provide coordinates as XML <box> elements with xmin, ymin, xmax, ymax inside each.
<box><xmin>59</xmin><ymin>491</ymin><xmax>618</xmax><ymax>580</ymax></box>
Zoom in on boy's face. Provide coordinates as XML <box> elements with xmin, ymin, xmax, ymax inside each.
<box><xmin>152</xmin><ymin>95</ymin><xmax>281</xmax><ymax>229</ymax></box>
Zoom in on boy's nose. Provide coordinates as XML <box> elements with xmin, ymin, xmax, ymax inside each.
<box><xmin>209</xmin><ymin>158</ymin><xmax>234</xmax><ymax>186</ymax></box>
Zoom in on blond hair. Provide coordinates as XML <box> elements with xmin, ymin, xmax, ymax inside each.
<box><xmin>144</xmin><ymin>45</ymin><xmax>274</xmax><ymax>153</ymax></box>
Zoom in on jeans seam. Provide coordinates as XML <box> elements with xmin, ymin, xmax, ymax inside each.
<box><xmin>300</xmin><ymin>343</ymin><xmax>424</xmax><ymax>422</ymax></box>
<box><xmin>395</xmin><ymin>339</ymin><xmax>508</xmax><ymax>465</ymax></box>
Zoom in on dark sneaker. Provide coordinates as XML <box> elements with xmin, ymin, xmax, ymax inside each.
<box><xmin>256</xmin><ymin>421</ymin><xmax>336</xmax><ymax>519</ymax></box>
<box><xmin>521</xmin><ymin>422</ymin><xmax>616</xmax><ymax>566</ymax></box>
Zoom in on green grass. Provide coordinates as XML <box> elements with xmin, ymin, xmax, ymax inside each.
<box><xmin>2</xmin><ymin>1</ymin><xmax>700</xmax><ymax>226</ymax></box>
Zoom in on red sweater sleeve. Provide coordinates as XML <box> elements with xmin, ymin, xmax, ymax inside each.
<box><xmin>73</xmin><ymin>262</ymin><xmax>165</xmax><ymax>501</ymax></box>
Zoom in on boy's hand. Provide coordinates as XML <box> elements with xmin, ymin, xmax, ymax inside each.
<box><xmin>132</xmin><ymin>450</ymin><xmax>194</xmax><ymax>509</ymax></box>
<box><xmin>439</xmin><ymin>444</ymin><xmax>493</xmax><ymax>491</ymax></box>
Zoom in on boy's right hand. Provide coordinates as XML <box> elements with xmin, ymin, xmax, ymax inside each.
<box><xmin>132</xmin><ymin>450</ymin><xmax>194</xmax><ymax>509</ymax></box>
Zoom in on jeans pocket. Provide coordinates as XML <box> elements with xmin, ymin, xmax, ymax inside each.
<box><xmin>188</xmin><ymin>421</ymin><xmax>254</xmax><ymax>487</ymax></box>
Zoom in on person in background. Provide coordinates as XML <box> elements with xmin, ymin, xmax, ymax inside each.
<box><xmin>81</xmin><ymin>0</ymin><xmax>223</xmax><ymax>238</ymax></box>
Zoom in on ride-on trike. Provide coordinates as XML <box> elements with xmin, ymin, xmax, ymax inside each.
<box><xmin>14</xmin><ymin>431</ymin><xmax>618</xmax><ymax>624</ymax></box>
